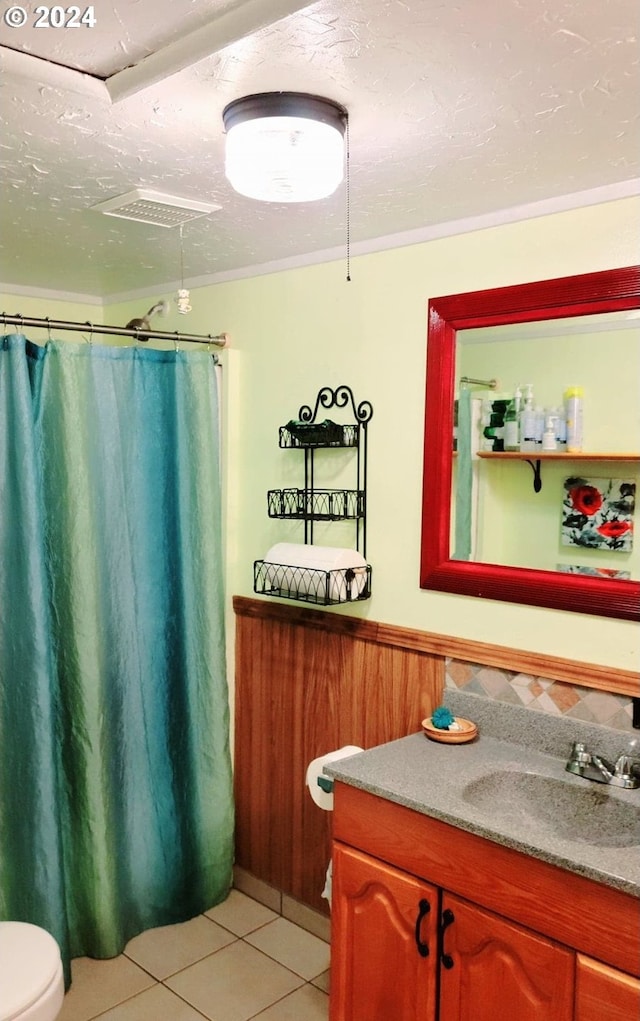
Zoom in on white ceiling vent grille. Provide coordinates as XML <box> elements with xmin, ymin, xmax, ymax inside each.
<box><xmin>91</xmin><ymin>189</ymin><xmax>221</xmax><ymax>227</ymax></box>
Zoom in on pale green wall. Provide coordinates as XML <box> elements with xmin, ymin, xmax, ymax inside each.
<box><xmin>107</xmin><ymin>196</ymin><xmax>640</xmax><ymax>675</ymax></box>
<box><xmin>0</xmin><ymin>293</ymin><xmax>103</xmax><ymax>343</ymax></box>
<box><xmin>6</xmin><ymin>196</ymin><xmax>640</xmax><ymax>676</ymax></box>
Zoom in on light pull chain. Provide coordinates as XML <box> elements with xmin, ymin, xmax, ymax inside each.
<box><xmin>345</xmin><ymin>115</ymin><xmax>351</xmax><ymax>282</ymax></box>
<box><xmin>177</xmin><ymin>224</ymin><xmax>192</xmax><ymax>315</ymax></box>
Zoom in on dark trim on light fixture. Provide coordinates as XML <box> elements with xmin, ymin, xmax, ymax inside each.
<box><xmin>222</xmin><ymin>92</ymin><xmax>347</xmax><ymax>133</ymax></box>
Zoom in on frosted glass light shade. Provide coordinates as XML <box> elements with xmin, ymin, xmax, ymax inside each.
<box><xmin>223</xmin><ymin>93</ymin><xmax>346</xmax><ymax>203</ymax></box>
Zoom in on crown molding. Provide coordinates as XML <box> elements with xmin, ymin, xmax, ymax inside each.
<box><xmin>104</xmin><ymin>181</ymin><xmax>640</xmax><ymax>305</ymax></box>
<box><xmin>0</xmin><ymin>281</ymin><xmax>103</xmax><ymax>306</ymax></box>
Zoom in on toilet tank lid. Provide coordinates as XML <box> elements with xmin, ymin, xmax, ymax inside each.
<box><xmin>0</xmin><ymin>922</ymin><xmax>62</xmax><ymax>1021</ymax></box>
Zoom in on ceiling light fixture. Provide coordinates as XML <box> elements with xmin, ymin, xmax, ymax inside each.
<box><xmin>222</xmin><ymin>92</ymin><xmax>347</xmax><ymax>203</ymax></box>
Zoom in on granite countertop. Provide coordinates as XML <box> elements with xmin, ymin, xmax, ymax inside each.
<box><xmin>324</xmin><ymin>691</ymin><xmax>640</xmax><ymax>897</ymax></box>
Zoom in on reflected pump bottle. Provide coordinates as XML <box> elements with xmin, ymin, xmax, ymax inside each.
<box><xmin>564</xmin><ymin>386</ymin><xmax>584</xmax><ymax>453</ymax></box>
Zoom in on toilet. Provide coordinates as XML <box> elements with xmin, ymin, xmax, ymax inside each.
<box><xmin>0</xmin><ymin>922</ymin><xmax>64</xmax><ymax>1021</ymax></box>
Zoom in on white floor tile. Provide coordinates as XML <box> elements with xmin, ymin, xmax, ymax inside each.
<box><xmin>124</xmin><ymin>913</ymin><xmax>236</xmax><ymax>979</ymax></box>
<box><xmin>244</xmin><ymin>917</ymin><xmax>330</xmax><ymax>980</ymax></box>
<box><xmin>205</xmin><ymin>888</ymin><xmax>279</xmax><ymax>937</ymax></box>
<box><xmin>251</xmin><ymin>983</ymin><xmax>329</xmax><ymax>1020</ymax></box>
<box><xmin>57</xmin><ymin>955</ymin><xmax>155</xmax><ymax>1021</ymax></box>
<box><xmin>311</xmin><ymin>969</ymin><xmax>330</xmax><ymax>994</ymax></box>
<box><xmin>95</xmin><ymin>984</ymin><xmax>209</xmax><ymax>1021</ymax></box>
<box><xmin>166</xmin><ymin>940</ymin><xmax>304</xmax><ymax>1021</ymax></box>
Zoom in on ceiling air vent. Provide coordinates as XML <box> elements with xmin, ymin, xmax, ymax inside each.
<box><xmin>91</xmin><ymin>189</ymin><xmax>221</xmax><ymax>227</ymax></box>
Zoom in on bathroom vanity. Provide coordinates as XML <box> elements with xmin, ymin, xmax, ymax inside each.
<box><xmin>325</xmin><ymin>698</ymin><xmax>640</xmax><ymax>1021</ymax></box>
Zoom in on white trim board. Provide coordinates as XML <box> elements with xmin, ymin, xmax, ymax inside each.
<box><xmin>3</xmin><ymin>180</ymin><xmax>639</xmax><ymax>307</ymax></box>
<box><xmin>104</xmin><ymin>179</ymin><xmax>640</xmax><ymax>306</ymax></box>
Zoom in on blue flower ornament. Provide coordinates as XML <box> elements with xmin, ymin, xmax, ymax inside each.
<box><xmin>431</xmin><ymin>705</ymin><xmax>455</xmax><ymax>730</ymax></box>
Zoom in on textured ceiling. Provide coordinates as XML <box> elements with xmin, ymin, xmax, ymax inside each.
<box><xmin>0</xmin><ymin>0</ymin><xmax>638</xmax><ymax>299</ymax></box>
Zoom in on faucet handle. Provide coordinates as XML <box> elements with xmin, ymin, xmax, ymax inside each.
<box><xmin>614</xmin><ymin>754</ymin><xmax>640</xmax><ymax>778</ymax></box>
<box><xmin>569</xmin><ymin>741</ymin><xmax>591</xmax><ymax>764</ymax></box>
<box><xmin>611</xmin><ymin>753</ymin><xmax>640</xmax><ymax>789</ymax></box>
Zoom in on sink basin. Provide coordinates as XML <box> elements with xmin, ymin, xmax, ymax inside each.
<box><xmin>462</xmin><ymin>769</ymin><xmax>640</xmax><ymax>848</ymax></box>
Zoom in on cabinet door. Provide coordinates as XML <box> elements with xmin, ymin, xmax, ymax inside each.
<box><xmin>575</xmin><ymin>954</ymin><xmax>640</xmax><ymax>1021</ymax></box>
<box><xmin>438</xmin><ymin>892</ymin><xmax>573</xmax><ymax>1021</ymax></box>
<box><xmin>330</xmin><ymin>842</ymin><xmax>438</xmax><ymax>1021</ymax></box>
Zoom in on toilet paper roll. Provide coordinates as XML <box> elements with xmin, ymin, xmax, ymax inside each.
<box><xmin>306</xmin><ymin>746</ymin><xmax>364</xmax><ymax>810</ymax></box>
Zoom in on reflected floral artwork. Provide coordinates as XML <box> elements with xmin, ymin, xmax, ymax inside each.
<box><xmin>561</xmin><ymin>477</ymin><xmax>635</xmax><ymax>552</ymax></box>
<box><xmin>557</xmin><ymin>564</ymin><xmax>631</xmax><ymax>579</ymax></box>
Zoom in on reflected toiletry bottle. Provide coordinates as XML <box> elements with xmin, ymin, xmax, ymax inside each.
<box><xmin>564</xmin><ymin>386</ymin><xmax>584</xmax><ymax>453</ymax></box>
<box><xmin>554</xmin><ymin>407</ymin><xmax>567</xmax><ymax>451</ymax></box>
<box><xmin>519</xmin><ymin>398</ymin><xmax>537</xmax><ymax>452</ymax></box>
<box><xmin>479</xmin><ymin>400</ymin><xmax>491</xmax><ymax>451</ymax></box>
<box><xmin>504</xmin><ymin>398</ymin><xmax>519</xmax><ymax>451</ymax></box>
<box><xmin>542</xmin><ymin>410</ymin><xmax>558</xmax><ymax>451</ymax></box>
<box><xmin>534</xmin><ymin>406</ymin><xmax>545</xmax><ymax>450</ymax></box>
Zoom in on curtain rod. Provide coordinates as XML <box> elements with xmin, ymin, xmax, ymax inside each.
<box><xmin>1</xmin><ymin>313</ymin><xmax>229</xmax><ymax>348</ymax></box>
<box><xmin>459</xmin><ymin>375</ymin><xmax>497</xmax><ymax>389</ymax></box>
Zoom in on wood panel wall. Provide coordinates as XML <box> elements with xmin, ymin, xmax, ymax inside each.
<box><xmin>232</xmin><ymin>595</ymin><xmax>639</xmax><ymax>914</ymax></box>
<box><xmin>233</xmin><ymin>597</ymin><xmax>443</xmax><ymax>912</ymax></box>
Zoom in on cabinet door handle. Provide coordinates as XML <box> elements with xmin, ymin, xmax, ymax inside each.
<box><xmin>440</xmin><ymin>907</ymin><xmax>455</xmax><ymax>969</ymax></box>
<box><xmin>414</xmin><ymin>898</ymin><xmax>431</xmax><ymax>957</ymax></box>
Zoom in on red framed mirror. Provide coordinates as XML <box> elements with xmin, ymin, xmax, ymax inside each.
<box><xmin>420</xmin><ymin>266</ymin><xmax>640</xmax><ymax>621</ymax></box>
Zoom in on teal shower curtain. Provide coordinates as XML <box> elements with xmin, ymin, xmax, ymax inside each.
<box><xmin>0</xmin><ymin>335</ymin><xmax>234</xmax><ymax>983</ymax></box>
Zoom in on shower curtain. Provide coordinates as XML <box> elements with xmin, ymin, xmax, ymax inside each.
<box><xmin>0</xmin><ymin>334</ymin><xmax>234</xmax><ymax>983</ymax></box>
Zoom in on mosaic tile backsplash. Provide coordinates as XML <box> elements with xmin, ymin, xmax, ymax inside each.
<box><xmin>445</xmin><ymin>658</ymin><xmax>635</xmax><ymax>733</ymax></box>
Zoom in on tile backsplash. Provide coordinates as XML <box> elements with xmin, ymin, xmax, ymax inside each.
<box><xmin>445</xmin><ymin>658</ymin><xmax>635</xmax><ymax>733</ymax></box>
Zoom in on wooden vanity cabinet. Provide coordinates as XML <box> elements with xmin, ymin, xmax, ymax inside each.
<box><xmin>330</xmin><ymin>844</ymin><xmax>438</xmax><ymax>1021</ymax></box>
<box><xmin>331</xmin><ymin>844</ymin><xmax>573</xmax><ymax>1021</ymax></box>
<box><xmin>575</xmin><ymin>955</ymin><xmax>640</xmax><ymax>1021</ymax></box>
<box><xmin>438</xmin><ymin>892</ymin><xmax>573</xmax><ymax>1021</ymax></box>
<box><xmin>330</xmin><ymin>783</ymin><xmax>640</xmax><ymax>1021</ymax></box>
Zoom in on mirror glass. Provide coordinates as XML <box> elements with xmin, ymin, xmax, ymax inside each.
<box><xmin>420</xmin><ymin>266</ymin><xmax>640</xmax><ymax>622</ymax></box>
<box><xmin>453</xmin><ymin>311</ymin><xmax>639</xmax><ymax>578</ymax></box>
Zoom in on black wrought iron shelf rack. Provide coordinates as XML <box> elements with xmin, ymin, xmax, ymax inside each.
<box><xmin>254</xmin><ymin>385</ymin><xmax>373</xmax><ymax>606</ymax></box>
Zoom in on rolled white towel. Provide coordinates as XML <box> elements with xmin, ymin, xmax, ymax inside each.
<box><xmin>263</xmin><ymin>543</ymin><xmax>368</xmax><ymax>601</ymax></box>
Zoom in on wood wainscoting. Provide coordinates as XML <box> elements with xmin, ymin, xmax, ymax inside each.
<box><xmin>232</xmin><ymin>596</ymin><xmax>639</xmax><ymax>915</ymax></box>
<box><xmin>233</xmin><ymin>597</ymin><xmax>443</xmax><ymax>913</ymax></box>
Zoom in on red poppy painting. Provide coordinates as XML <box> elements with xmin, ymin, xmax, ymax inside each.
<box><xmin>561</xmin><ymin>477</ymin><xmax>635</xmax><ymax>552</ymax></box>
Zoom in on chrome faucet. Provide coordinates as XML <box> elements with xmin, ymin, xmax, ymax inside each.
<box><xmin>566</xmin><ymin>741</ymin><xmax>640</xmax><ymax>789</ymax></box>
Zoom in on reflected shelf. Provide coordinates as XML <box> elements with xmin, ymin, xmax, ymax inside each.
<box><xmin>475</xmin><ymin>451</ymin><xmax>640</xmax><ymax>493</ymax></box>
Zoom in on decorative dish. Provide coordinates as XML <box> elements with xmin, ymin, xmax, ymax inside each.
<box><xmin>421</xmin><ymin>716</ymin><xmax>478</xmax><ymax>744</ymax></box>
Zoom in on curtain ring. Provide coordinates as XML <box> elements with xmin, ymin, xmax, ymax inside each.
<box><xmin>84</xmin><ymin>321</ymin><xmax>93</xmax><ymax>345</ymax></box>
<box><xmin>45</xmin><ymin>317</ymin><xmax>52</xmax><ymax>342</ymax></box>
<box><xmin>174</xmin><ymin>331</ymin><xmax>180</xmax><ymax>353</ymax></box>
<box><xmin>18</xmin><ymin>314</ymin><xmax>25</xmax><ymax>336</ymax></box>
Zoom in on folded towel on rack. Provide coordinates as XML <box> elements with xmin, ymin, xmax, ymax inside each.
<box><xmin>262</xmin><ymin>543</ymin><xmax>368</xmax><ymax>602</ymax></box>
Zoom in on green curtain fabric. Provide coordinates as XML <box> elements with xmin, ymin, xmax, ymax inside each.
<box><xmin>0</xmin><ymin>335</ymin><xmax>234</xmax><ymax>983</ymax></box>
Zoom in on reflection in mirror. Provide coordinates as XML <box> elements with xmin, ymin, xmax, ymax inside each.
<box><xmin>453</xmin><ymin>312</ymin><xmax>640</xmax><ymax>579</ymax></box>
<box><xmin>420</xmin><ymin>266</ymin><xmax>640</xmax><ymax>623</ymax></box>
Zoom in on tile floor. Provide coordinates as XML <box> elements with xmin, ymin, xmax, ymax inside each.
<box><xmin>58</xmin><ymin>890</ymin><xmax>330</xmax><ymax>1021</ymax></box>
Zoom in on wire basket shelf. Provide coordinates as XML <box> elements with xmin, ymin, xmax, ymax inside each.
<box><xmin>279</xmin><ymin>421</ymin><xmax>359</xmax><ymax>448</ymax></box>
<box><xmin>254</xmin><ymin>560</ymin><xmax>372</xmax><ymax>606</ymax></box>
<box><xmin>267</xmin><ymin>488</ymin><xmax>364</xmax><ymax>521</ymax></box>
